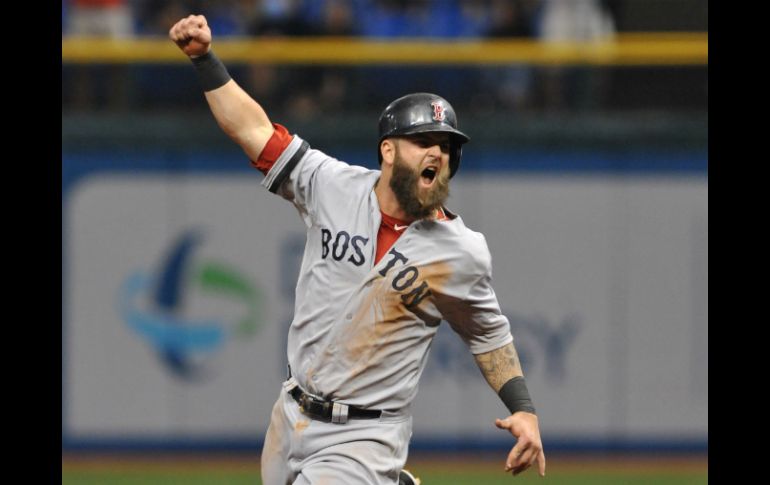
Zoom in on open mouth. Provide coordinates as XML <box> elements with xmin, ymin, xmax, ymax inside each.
<box><xmin>421</xmin><ymin>167</ymin><xmax>437</xmax><ymax>186</ymax></box>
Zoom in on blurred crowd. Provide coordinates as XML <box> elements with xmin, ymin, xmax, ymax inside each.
<box><xmin>63</xmin><ymin>0</ymin><xmax>626</xmax><ymax>114</ymax></box>
<box><xmin>65</xmin><ymin>0</ymin><xmax>619</xmax><ymax>39</ymax></box>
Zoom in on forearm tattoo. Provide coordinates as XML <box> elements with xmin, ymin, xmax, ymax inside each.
<box><xmin>473</xmin><ymin>343</ymin><xmax>523</xmax><ymax>393</ymax></box>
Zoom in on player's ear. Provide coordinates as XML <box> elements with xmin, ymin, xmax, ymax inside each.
<box><xmin>380</xmin><ymin>139</ymin><xmax>396</xmax><ymax>166</ymax></box>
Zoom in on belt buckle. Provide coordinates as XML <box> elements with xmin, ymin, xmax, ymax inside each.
<box><xmin>292</xmin><ymin>385</ymin><xmax>351</xmax><ymax>424</ymax></box>
<box><xmin>299</xmin><ymin>393</ymin><xmax>332</xmax><ymax>423</ymax></box>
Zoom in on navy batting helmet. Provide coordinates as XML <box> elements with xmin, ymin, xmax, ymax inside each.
<box><xmin>377</xmin><ymin>93</ymin><xmax>470</xmax><ymax>178</ymax></box>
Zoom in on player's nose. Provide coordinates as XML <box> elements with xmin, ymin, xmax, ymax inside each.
<box><xmin>425</xmin><ymin>143</ymin><xmax>444</xmax><ymax>160</ymax></box>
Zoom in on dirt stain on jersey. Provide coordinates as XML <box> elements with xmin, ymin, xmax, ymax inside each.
<box><xmin>294</xmin><ymin>419</ymin><xmax>310</xmax><ymax>434</ymax></box>
<box><xmin>343</xmin><ymin>261</ymin><xmax>452</xmax><ymax>381</ymax></box>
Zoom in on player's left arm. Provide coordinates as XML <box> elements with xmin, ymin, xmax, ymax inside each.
<box><xmin>474</xmin><ymin>342</ymin><xmax>546</xmax><ymax>477</ymax></box>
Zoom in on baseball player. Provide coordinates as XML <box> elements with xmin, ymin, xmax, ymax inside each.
<box><xmin>170</xmin><ymin>14</ymin><xmax>545</xmax><ymax>485</ymax></box>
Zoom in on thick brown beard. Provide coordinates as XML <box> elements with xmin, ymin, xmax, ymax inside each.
<box><xmin>389</xmin><ymin>149</ymin><xmax>450</xmax><ymax>220</ymax></box>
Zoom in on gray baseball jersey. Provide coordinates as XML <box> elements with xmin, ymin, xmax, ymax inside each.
<box><xmin>262</xmin><ymin>134</ymin><xmax>513</xmax><ymax>412</ymax></box>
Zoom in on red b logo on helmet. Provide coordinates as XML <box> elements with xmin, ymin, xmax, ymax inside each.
<box><xmin>431</xmin><ymin>101</ymin><xmax>445</xmax><ymax>122</ymax></box>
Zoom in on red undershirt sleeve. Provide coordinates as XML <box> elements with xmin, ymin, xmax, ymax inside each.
<box><xmin>250</xmin><ymin>123</ymin><xmax>293</xmax><ymax>175</ymax></box>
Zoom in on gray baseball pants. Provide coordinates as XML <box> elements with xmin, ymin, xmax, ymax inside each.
<box><xmin>260</xmin><ymin>380</ymin><xmax>413</xmax><ymax>485</ymax></box>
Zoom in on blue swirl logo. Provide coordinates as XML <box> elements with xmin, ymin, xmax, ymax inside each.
<box><xmin>118</xmin><ymin>229</ymin><xmax>263</xmax><ymax>381</ymax></box>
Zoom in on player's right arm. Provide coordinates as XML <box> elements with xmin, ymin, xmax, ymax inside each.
<box><xmin>169</xmin><ymin>15</ymin><xmax>274</xmax><ymax>162</ymax></box>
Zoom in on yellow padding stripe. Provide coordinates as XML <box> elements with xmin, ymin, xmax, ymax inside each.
<box><xmin>62</xmin><ymin>33</ymin><xmax>707</xmax><ymax>66</ymax></box>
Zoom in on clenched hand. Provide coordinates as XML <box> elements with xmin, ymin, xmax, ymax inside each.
<box><xmin>169</xmin><ymin>14</ymin><xmax>211</xmax><ymax>58</ymax></box>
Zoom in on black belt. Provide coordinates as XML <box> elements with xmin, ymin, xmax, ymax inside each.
<box><xmin>288</xmin><ymin>385</ymin><xmax>382</xmax><ymax>423</ymax></box>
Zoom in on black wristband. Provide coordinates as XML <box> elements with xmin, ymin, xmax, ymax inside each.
<box><xmin>498</xmin><ymin>376</ymin><xmax>536</xmax><ymax>415</ymax></box>
<box><xmin>190</xmin><ymin>50</ymin><xmax>232</xmax><ymax>92</ymax></box>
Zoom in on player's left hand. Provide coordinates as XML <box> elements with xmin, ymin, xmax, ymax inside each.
<box><xmin>495</xmin><ymin>412</ymin><xmax>546</xmax><ymax>477</ymax></box>
<box><xmin>168</xmin><ymin>14</ymin><xmax>212</xmax><ymax>58</ymax></box>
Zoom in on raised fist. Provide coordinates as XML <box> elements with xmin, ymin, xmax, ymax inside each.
<box><xmin>169</xmin><ymin>14</ymin><xmax>212</xmax><ymax>58</ymax></box>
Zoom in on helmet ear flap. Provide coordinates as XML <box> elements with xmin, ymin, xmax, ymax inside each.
<box><xmin>450</xmin><ymin>143</ymin><xmax>461</xmax><ymax>179</ymax></box>
<box><xmin>448</xmin><ymin>137</ymin><xmax>464</xmax><ymax>178</ymax></box>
